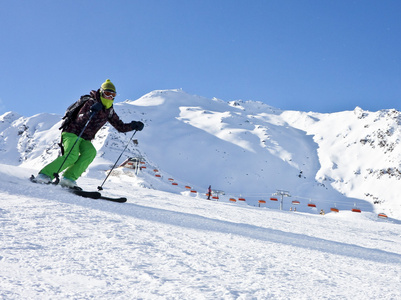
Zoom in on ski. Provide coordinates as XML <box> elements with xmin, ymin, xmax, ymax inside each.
<box><xmin>99</xmin><ymin>195</ymin><xmax>127</xmax><ymax>203</ymax></box>
<box><xmin>30</xmin><ymin>175</ymin><xmax>127</xmax><ymax>203</ymax></box>
<box><xmin>71</xmin><ymin>188</ymin><xmax>127</xmax><ymax>202</ymax></box>
<box><xmin>69</xmin><ymin>188</ymin><xmax>101</xmax><ymax>199</ymax></box>
<box><xmin>70</xmin><ymin>188</ymin><xmax>127</xmax><ymax>202</ymax></box>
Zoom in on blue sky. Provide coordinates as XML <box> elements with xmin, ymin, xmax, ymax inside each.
<box><xmin>1</xmin><ymin>0</ymin><xmax>401</xmax><ymax>116</ymax></box>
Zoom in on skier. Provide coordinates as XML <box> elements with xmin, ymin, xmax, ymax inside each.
<box><xmin>35</xmin><ymin>79</ymin><xmax>144</xmax><ymax>188</ymax></box>
<box><xmin>207</xmin><ymin>185</ymin><xmax>212</xmax><ymax>200</ymax></box>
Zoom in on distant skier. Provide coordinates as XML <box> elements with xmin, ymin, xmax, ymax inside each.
<box><xmin>207</xmin><ymin>185</ymin><xmax>212</xmax><ymax>200</ymax></box>
<box><xmin>35</xmin><ymin>79</ymin><xmax>144</xmax><ymax>188</ymax></box>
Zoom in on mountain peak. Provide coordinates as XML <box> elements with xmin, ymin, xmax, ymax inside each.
<box><xmin>1</xmin><ymin>91</ymin><xmax>400</xmax><ymax>219</ymax></box>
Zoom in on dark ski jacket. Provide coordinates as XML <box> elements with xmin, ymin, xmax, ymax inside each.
<box><xmin>63</xmin><ymin>90</ymin><xmax>133</xmax><ymax>140</ymax></box>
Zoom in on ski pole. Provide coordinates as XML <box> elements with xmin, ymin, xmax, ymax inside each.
<box><xmin>97</xmin><ymin>130</ymin><xmax>137</xmax><ymax>191</ymax></box>
<box><xmin>53</xmin><ymin>111</ymin><xmax>96</xmax><ymax>185</ymax></box>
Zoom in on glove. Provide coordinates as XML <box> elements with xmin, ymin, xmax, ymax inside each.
<box><xmin>90</xmin><ymin>102</ymin><xmax>103</xmax><ymax>114</ymax></box>
<box><xmin>131</xmin><ymin>121</ymin><xmax>144</xmax><ymax>131</ymax></box>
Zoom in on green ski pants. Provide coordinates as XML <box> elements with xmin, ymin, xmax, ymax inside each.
<box><xmin>40</xmin><ymin>132</ymin><xmax>97</xmax><ymax>181</ymax></box>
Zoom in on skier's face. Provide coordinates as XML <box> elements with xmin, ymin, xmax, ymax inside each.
<box><xmin>102</xmin><ymin>89</ymin><xmax>116</xmax><ymax>100</ymax></box>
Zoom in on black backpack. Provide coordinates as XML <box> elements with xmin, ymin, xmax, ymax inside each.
<box><xmin>59</xmin><ymin>95</ymin><xmax>92</xmax><ymax>130</ymax></box>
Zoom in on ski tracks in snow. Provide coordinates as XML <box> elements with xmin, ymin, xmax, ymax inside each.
<box><xmin>0</xmin><ymin>173</ymin><xmax>401</xmax><ymax>299</ymax></box>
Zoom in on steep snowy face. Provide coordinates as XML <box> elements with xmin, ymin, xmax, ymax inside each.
<box><xmin>0</xmin><ymin>112</ymin><xmax>62</xmax><ymax>166</ymax></box>
<box><xmin>123</xmin><ymin>90</ymin><xmax>328</xmax><ymax>200</ymax></box>
<box><xmin>281</xmin><ymin>107</ymin><xmax>401</xmax><ymax>217</ymax></box>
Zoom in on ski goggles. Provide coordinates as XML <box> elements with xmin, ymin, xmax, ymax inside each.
<box><xmin>101</xmin><ymin>89</ymin><xmax>117</xmax><ymax>99</ymax></box>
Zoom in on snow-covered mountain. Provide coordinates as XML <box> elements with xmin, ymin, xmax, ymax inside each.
<box><xmin>1</xmin><ymin>90</ymin><xmax>401</xmax><ymax>299</ymax></box>
<box><xmin>1</xmin><ymin>89</ymin><xmax>400</xmax><ymax>219</ymax></box>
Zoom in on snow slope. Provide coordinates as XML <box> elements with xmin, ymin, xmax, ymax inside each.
<box><xmin>1</xmin><ymin>90</ymin><xmax>401</xmax><ymax>298</ymax></box>
<box><xmin>1</xmin><ymin>164</ymin><xmax>400</xmax><ymax>299</ymax></box>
